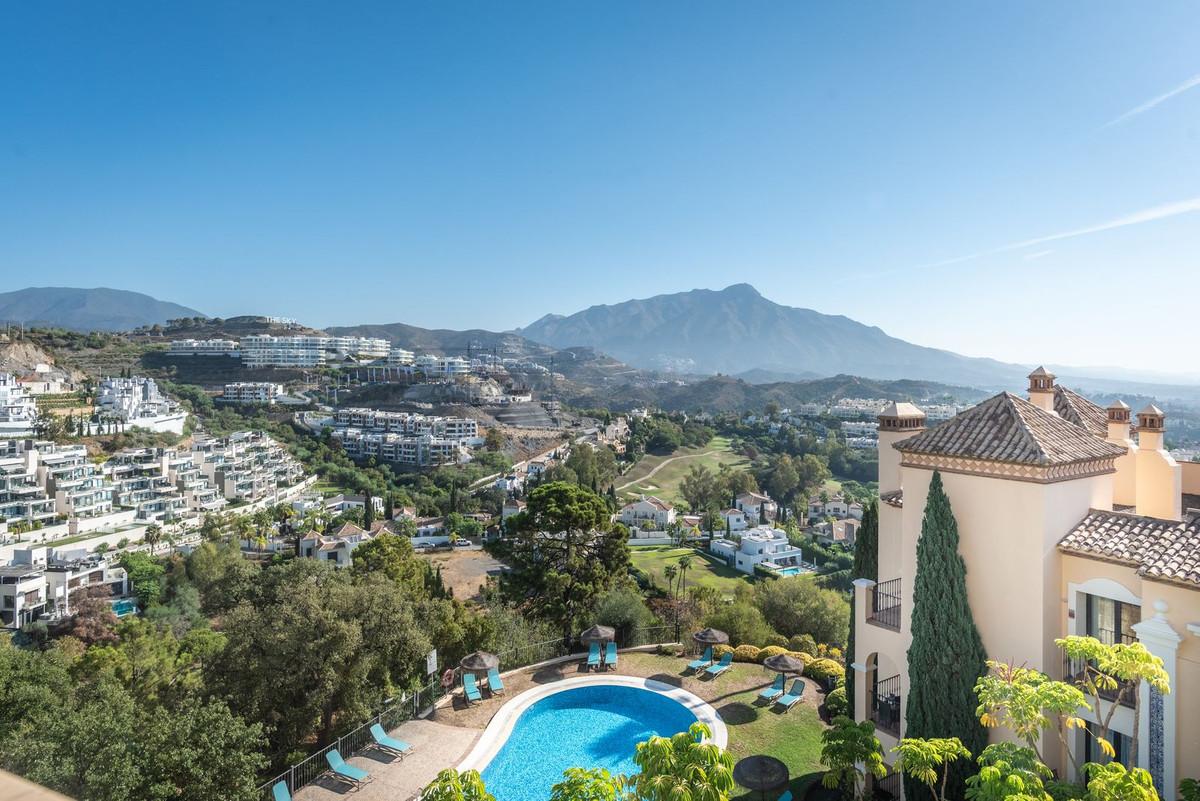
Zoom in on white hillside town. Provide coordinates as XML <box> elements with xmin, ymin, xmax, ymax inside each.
<box><xmin>95</xmin><ymin>375</ymin><xmax>187</xmax><ymax>434</ymax></box>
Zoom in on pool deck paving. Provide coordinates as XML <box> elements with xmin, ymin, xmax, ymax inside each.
<box><xmin>293</xmin><ymin>649</ymin><xmax>826</xmax><ymax>800</ymax></box>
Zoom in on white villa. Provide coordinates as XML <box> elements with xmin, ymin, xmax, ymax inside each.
<box><xmin>710</xmin><ymin>525</ymin><xmax>805</xmax><ymax>574</ymax></box>
<box><xmin>618</xmin><ymin>496</ymin><xmax>676</xmax><ymax>530</ymax></box>
<box><xmin>96</xmin><ymin>376</ymin><xmax>187</xmax><ymax>434</ymax></box>
<box><xmin>735</xmin><ymin>491</ymin><xmax>777</xmax><ymax>521</ymax></box>
<box><xmin>0</xmin><ymin>373</ymin><xmax>39</xmax><ymax>438</ymax></box>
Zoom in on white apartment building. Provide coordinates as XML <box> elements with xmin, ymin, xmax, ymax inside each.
<box><xmin>36</xmin><ymin>444</ymin><xmax>113</xmax><ymax>519</ymax></box>
<box><xmin>190</xmin><ymin>431</ymin><xmax>306</xmax><ymax>502</ymax></box>
<box><xmin>332</xmin><ymin>408</ymin><xmax>478</xmax><ymax>440</ymax></box>
<box><xmin>387</xmin><ymin>348</ymin><xmax>416</xmax><ymax>366</ymax></box>
<box><xmin>241</xmin><ymin>335</ymin><xmax>327</xmax><ymax>368</ymax></box>
<box><xmin>103</xmin><ymin>448</ymin><xmax>190</xmax><ymax>521</ymax></box>
<box><xmin>414</xmin><ymin>354</ymin><xmax>471</xmax><ymax>377</ymax></box>
<box><xmin>167</xmin><ymin>338</ymin><xmax>241</xmax><ymax>357</ymax></box>
<box><xmin>0</xmin><ymin>373</ymin><xmax>39</xmax><ymax>438</ymax></box>
<box><xmin>841</xmin><ymin>420</ymin><xmax>879</xmax><ymax>437</ymax></box>
<box><xmin>0</xmin><ymin>448</ymin><xmax>56</xmax><ymax>526</ymax></box>
<box><xmin>96</xmin><ymin>376</ymin><xmax>187</xmax><ymax>435</ymax></box>
<box><xmin>831</xmin><ymin>398</ymin><xmax>890</xmax><ymax>419</ymax></box>
<box><xmin>0</xmin><ymin>564</ymin><xmax>47</xmax><ymax>628</ymax></box>
<box><xmin>219</xmin><ymin>382</ymin><xmax>284</xmax><ymax>405</ymax></box>
<box><xmin>332</xmin><ymin>429</ymin><xmax>468</xmax><ymax>467</ymax></box>
<box><xmin>241</xmin><ymin>335</ymin><xmax>390</xmax><ymax>367</ymax></box>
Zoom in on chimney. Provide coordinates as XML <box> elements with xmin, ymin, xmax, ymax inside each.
<box><xmin>1027</xmin><ymin>366</ymin><xmax>1056</xmax><ymax>414</ymax></box>
<box><xmin>877</xmin><ymin>402</ymin><xmax>926</xmax><ymax>494</ymax></box>
<box><xmin>1106</xmin><ymin>401</ymin><xmax>1137</xmax><ymax>507</ymax></box>
<box><xmin>1134</xmin><ymin>404</ymin><xmax>1181</xmax><ymax>521</ymax></box>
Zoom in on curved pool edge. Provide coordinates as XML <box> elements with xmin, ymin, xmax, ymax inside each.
<box><xmin>457</xmin><ymin>675</ymin><xmax>728</xmax><ymax>773</ymax></box>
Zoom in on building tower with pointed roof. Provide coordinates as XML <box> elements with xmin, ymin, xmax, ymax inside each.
<box><xmin>876</xmin><ymin>401</ymin><xmax>926</xmax><ymax>497</ymax></box>
<box><xmin>1027</xmin><ymin>366</ymin><xmax>1056</xmax><ymax>414</ymax></box>
<box><xmin>851</xmin><ymin>367</ymin><xmax>1200</xmax><ymax>798</ymax></box>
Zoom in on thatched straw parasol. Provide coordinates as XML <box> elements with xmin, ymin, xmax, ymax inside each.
<box><xmin>762</xmin><ymin>653</ymin><xmax>806</xmax><ymax>675</ymax></box>
<box><xmin>459</xmin><ymin>651</ymin><xmax>500</xmax><ymax>675</ymax></box>
<box><xmin>579</xmin><ymin>624</ymin><xmax>616</xmax><ymax>644</ymax></box>
<box><xmin>692</xmin><ymin>627</ymin><xmax>730</xmax><ymax>645</ymax></box>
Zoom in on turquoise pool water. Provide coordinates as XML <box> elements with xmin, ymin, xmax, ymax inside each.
<box><xmin>480</xmin><ymin>684</ymin><xmax>698</xmax><ymax>801</ymax></box>
<box><xmin>110</xmin><ymin>599</ymin><xmax>138</xmax><ymax>617</ymax></box>
<box><xmin>777</xmin><ymin>566</ymin><xmax>809</xmax><ymax>576</ymax></box>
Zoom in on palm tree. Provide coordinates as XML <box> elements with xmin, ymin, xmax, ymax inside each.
<box><xmin>663</xmin><ymin>565</ymin><xmax>678</xmax><ymax>599</ymax></box>
<box><xmin>143</xmin><ymin>523</ymin><xmax>162</xmax><ymax>554</ymax></box>
<box><xmin>677</xmin><ymin>555</ymin><xmax>693</xmax><ymax>598</ymax></box>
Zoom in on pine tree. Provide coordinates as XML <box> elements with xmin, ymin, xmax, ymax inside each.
<box><xmin>845</xmin><ymin>499</ymin><xmax>878</xmax><ymax>717</ymax></box>
<box><xmin>904</xmin><ymin>471</ymin><xmax>988</xmax><ymax>800</ymax></box>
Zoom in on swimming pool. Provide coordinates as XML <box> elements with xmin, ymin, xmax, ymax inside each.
<box><xmin>777</xmin><ymin>566</ymin><xmax>811</xmax><ymax>576</ymax></box>
<box><xmin>463</xmin><ymin>677</ymin><xmax>724</xmax><ymax>801</ymax></box>
<box><xmin>110</xmin><ymin>598</ymin><xmax>138</xmax><ymax>617</ymax></box>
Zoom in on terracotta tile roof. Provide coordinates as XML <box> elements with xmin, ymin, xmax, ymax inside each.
<box><xmin>879</xmin><ymin>401</ymin><xmax>925</xmax><ymax>418</ymax></box>
<box><xmin>894</xmin><ymin>392</ymin><xmax>1126</xmax><ymax>466</ymax></box>
<box><xmin>1054</xmin><ymin>386</ymin><xmax>1109</xmax><ymax>439</ymax></box>
<box><xmin>1059</xmin><ymin>509</ymin><xmax>1200</xmax><ymax>587</ymax></box>
<box><xmin>880</xmin><ymin>489</ymin><xmax>903</xmax><ymax>508</ymax></box>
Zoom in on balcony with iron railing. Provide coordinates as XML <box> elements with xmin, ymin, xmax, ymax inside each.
<box><xmin>870</xmin><ymin>673</ymin><xmax>902</xmax><ymax>738</ymax></box>
<box><xmin>1062</xmin><ymin>627</ymin><xmax>1137</xmax><ymax>708</ymax></box>
<box><xmin>868</xmin><ymin>578</ymin><xmax>901</xmax><ymax>631</ymax></box>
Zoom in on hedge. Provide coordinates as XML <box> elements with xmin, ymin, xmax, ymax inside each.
<box><xmin>732</xmin><ymin>645</ymin><xmax>761</xmax><ymax>663</ymax></box>
<box><xmin>757</xmin><ymin>645</ymin><xmax>789</xmax><ymax>663</ymax></box>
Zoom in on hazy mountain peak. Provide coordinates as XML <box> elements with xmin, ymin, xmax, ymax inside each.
<box><xmin>519</xmin><ymin>285</ymin><xmax>1025</xmax><ymax>386</ymax></box>
<box><xmin>0</xmin><ymin>287</ymin><xmax>205</xmax><ymax>332</ymax></box>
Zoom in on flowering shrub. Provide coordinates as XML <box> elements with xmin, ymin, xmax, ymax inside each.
<box><xmin>825</xmin><ymin>685</ymin><xmax>847</xmax><ymax>716</ymax></box>
<box><xmin>732</xmin><ymin>645</ymin><xmax>762</xmax><ymax>663</ymax></box>
<box><xmin>713</xmin><ymin>644</ymin><xmax>734</xmax><ymax>659</ymax></box>
<box><xmin>804</xmin><ymin>657</ymin><xmax>846</xmax><ymax>683</ymax></box>
<box><xmin>757</xmin><ymin>645</ymin><xmax>789</xmax><ymax>663</ymax></box>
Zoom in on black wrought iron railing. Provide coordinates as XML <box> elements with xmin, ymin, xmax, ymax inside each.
<box><xmin>874</xmin><ymin>770</ymin><xmax>902</xmax><ymax>800</ymax></box>
<box><xmin>1062</xmin><ymin>628</ymin><xmax>1138</xmax><ymax>708</ymax></box>
<box><xmin>870</xmin><ymin>673</ymin><xmax>902</xmax><ymax>737</ymax></box>
<box><xmin>868</xmin><ymin>578</ymin><xmax>901</xmax><ymax>631</ymax></box>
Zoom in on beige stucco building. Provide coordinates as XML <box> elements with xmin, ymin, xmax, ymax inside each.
<box><xmin>852</xmin><ymin>370</ymin><xmax>1200</xmax><ymax>799</ymax></box>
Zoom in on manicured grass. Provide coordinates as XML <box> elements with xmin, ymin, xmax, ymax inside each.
<box><xmin>618</xmin><ymin>436</ymin><xmax>749</xmax><ymax>506</ymax></box>
<box><xmin>618</xmin><ymin>653</ymin><xmax>828</xmax><ymax>798</ymax></box>
<box><xmin>630</xmin><ymin>545</ymin><xmax>752</xmax><ymax>596</ymax></box>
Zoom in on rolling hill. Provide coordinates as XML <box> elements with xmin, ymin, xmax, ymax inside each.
<box><xmin>519</xmin><ymin>283</ymin><xmax>1028</xmax><ymax>387</ymax></box>
<box><xmin>0</xmin><ymin>287</ymin><xmax>205</xmax><ymax>332</ymax></box>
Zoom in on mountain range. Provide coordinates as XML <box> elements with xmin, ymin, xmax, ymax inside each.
<box><xmin>518</xmin><ymin>283</ymin><xmax>1028</xmax><ymax>387</ymax></box>
<box><xmin>0</xmin><ymin>287</ymin><xmax>205</xmax><ymax>332</ymax></box>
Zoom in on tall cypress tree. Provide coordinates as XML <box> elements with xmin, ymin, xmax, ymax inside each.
<box><xmin>904</xmin><ymin>471</ymin><xmax>988</xmax><ymax>800</ymax></box>
<box><xmin>845</xmin><ymin>499</ymin><xmax>878</xmax><ymax>717</ymax></box>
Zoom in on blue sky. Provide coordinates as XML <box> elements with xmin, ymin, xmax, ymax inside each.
<box><xmin>1</xmin><ymin>2</ymin><xmax>1197</xmax><ymax>374</ymax></box>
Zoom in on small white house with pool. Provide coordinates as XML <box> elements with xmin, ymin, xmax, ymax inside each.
<box><xmin>709</xmin><ymin>525</ymin><xmax>805</xmax><ymax>574</ymax></box>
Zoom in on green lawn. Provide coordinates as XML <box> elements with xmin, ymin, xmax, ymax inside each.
<box><xmin>619</xmin><ymin>653</ymin><xmax>828</xmax><ymax>798</ymax></box>
<box><xmin>630</xmin><ymin>545</ymin><xmax>752</xmax><ymax>596</ymax></box>
<box><xmin>618</xmin><ymin>436</ymin><xmax>749</xmax><ymax>506</ymax></box>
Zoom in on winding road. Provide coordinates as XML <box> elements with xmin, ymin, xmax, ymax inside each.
<box><xmin>615</xmin><ymin>449</ymin><xmax>718</xmax><ymax>492</ymax></box>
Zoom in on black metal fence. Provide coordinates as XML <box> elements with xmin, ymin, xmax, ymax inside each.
<box><xmin>869</xmin><ymin>578</ymin><xmax>901</xmax><ymax>631</ymax></box>
<box><xmin>870</xmin><ymin>673</ymin><xmax>902</xmax><ymax>737</ymax></box>
<box><xmin>874</xmin><ymin>770</ymin><xmax>902</xmax><ymax>800</ymax></box>
<box><xmin>258</xmin><ymin>675</ymin><xmax>443</xmax><ymax>800</ymax></box>
<box><xmin>256</xmin><ymin>625</ymin><xmax>678</xmax><ymax>800</ymax></box>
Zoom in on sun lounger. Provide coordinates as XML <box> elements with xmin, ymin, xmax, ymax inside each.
<box><xmin>758</xmin><ymin>673</ymin><xmax>786</xmax><ymax>702</ymax></box>
<box><xmin>369</xmin><ymin>723</ymin><xmax>412</xmax><ymax>756</ymax></box>
<box><xmin>463</xmin><ymin>672</ymin><xmax>483</xmax><ymax>704</ymax></box>
<box><xmin>586</xmin><ymin>642</ymin><xmax>601</xmax><ymax>671</ymax></box>
<box><xmin>704</xmin><ymin>653</ymin><xmax>733</xmax><ymax>677</ymax></box>
<box><xmin>604</xmin><ymin>642</ymin><xmax>618</xmax><ymax>670</ymax></box>
<box><xmin>775</xmin><ymin>679</ymin><xmax>806</xmax><ymax>710</ymax></box>
<box><xmin>487</xmin><ymin>667</ymin><xmax>506</xmax><ymax>694</ymax></box>
<box><xmin>687</xmin><ymin>646</ymin><xmax>714</xmax><ymax>672</ymax></box>
<box><xmin>325</xmin><ymin>748</ymin><xmax>370</xmax><ymax>788</ymax></box>
<box><xmin>271</xmin><ymin>781</ymin><xmax>292</xmax><ymax>801</ymax></box>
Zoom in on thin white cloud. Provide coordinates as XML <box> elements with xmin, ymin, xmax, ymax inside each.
<box><xmin>1103</xmin><ymin>73</ymin><xmax>1200</xmax><ymax>127</ymax></box>
<box><xmin>996</xmin><ymin>197</ymin><xmax>1200</xmax><ymax>253</ymax></box>
<box><xmin>874</xmin><ymin>196</ymin><xmax>1200</xmax><ymax>281</ymax></box>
